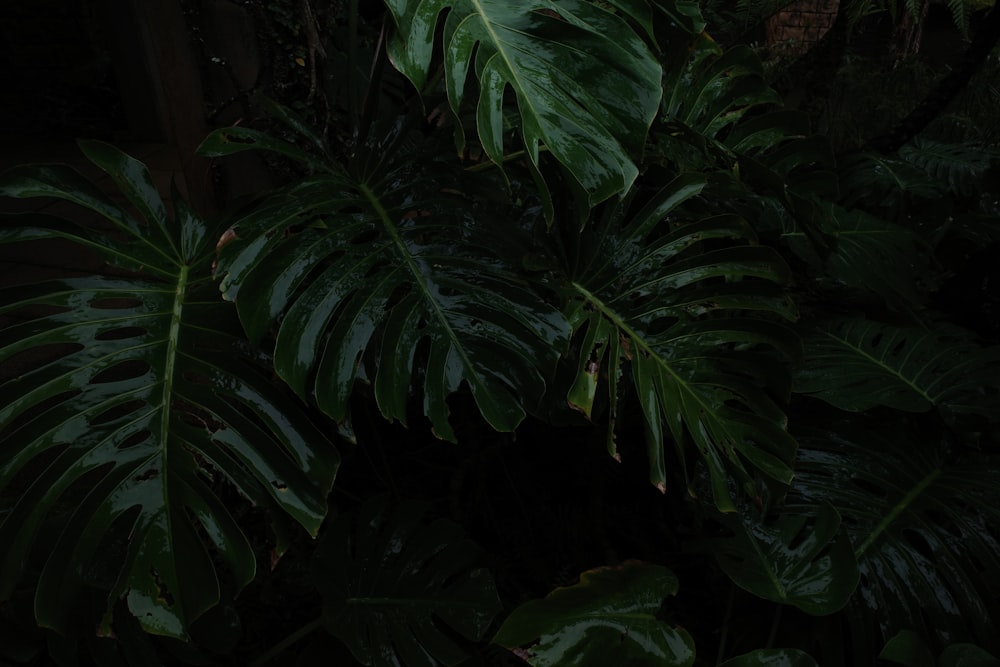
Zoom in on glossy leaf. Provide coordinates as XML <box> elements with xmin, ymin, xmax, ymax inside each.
<box><xmin>493</xmin><ymin>561</ymin><xmax>695</xmax><ymax>667</ymax></box>
<box><xmin>794</xmin><ymin>318</ymin><xmax>1000</xmax><ymax>417</ymax></box>
<box><xmin>789</xmin><ymin>419</ymin><xmax>1000</xmax><ymax>651</ymax></box>
<box><xmin>720</xmin><ymin>648</ymin><xmax>820</xmax><ymax>667</ymax></box>
<box><xmin>202</xmin><ymin>116</ymin><xmax>569</xmax><ymax>441</ymax></box>
<box><xmin>313</xmin><ymin>498</ymin><xmax>502</xmax><ymax>667</ymax></box>
<box><xmin>384</xmin><ymin>0</ymin><xmax>663</xmax><ymax>206</ymax></box>
<box><xmin>0</xmin><ymin>142</ymin><xmax>339</xmax><ymax>638</ymax></box>
<box><xmin>708</xmin><ymin>504</ymin><xmax>859</xmax><ymax>615</ymax></box>
<box><xmin>565</xmin><ymin>174</ymin><xmax>799</xmax><ymax>509</ymax></box>
<box><xmin>661</xmin><ymin>33</ymin><xmax>781</xmax><ymax>140</ymax></box>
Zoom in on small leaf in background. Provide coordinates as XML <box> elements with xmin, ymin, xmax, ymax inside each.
<box><xmin>707</xmin><ymin>503</ymin><xmax>859</xmax><ymax>616</ymax></box>
<box><xmin>720</xmin><ymin>648</ymin><xmax>820</xmax><ymax>667</ymax></box>
<box><xmin>794</xmin><ymin>318</ymin><xmax>1000</xmax><ymax>417</ymax></box>
<box><xmin>493</xmin><ymin>561</ymin><xmax>695</xmax><ymax>667</ymax></box>
<box><xmin>313</xmin><ymin>498</ymin><xmax>502</xmax><ymax>667</ymax></box>
<box><xmin>790</xmin><ymin>418</ymin><xmax>1000</xmax><ymax>653</ymax></box>
<box><xmin>880</xmin><ymin>630</ymin><xmax>937</xmax><ymax>667</ymax></box>
<box><xmin>880</xmin><ymin>630</ymin><xmax>1000</xmax><ymax>667</ymax></box>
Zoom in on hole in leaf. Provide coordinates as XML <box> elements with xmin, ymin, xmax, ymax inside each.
<box><xmin>272</xmin><ymin>480</ymin><xmax>288</xmax><ymax>491</ymax></box>
<box><xmin>119</xmin><ymin>429</ymin><xmax>151</xmax><ymax>449</ymax></box>
<box><xmin>850</xmin><ymin>476</ymin><xmax>887</xmax><ymax>499</ymax></box>
<box><xmin>90</xmin><ymin>297</ymin><xmax>143</xmax><ymax>309</ymax></box>
<box><xmin>95</xmin><ymin>326</ymin><xmax>148</xmax><ymax>341</ymax></box>
<box><xmin>870</xmin><ymin>333</ymin><xmax>883</xmax><ymax>347</ymax></box>
<box><xmin>384</xmin><ymin>284</ymin><xmax>411</xmax><ymax>311</ymax></box>
<box><xmin>0</xmin><ymin>343</ymin><xmax>84</xmax><ymax>381</ymax></box>
<box><xmin>902</xmin><ymin>528</ymin><xmax>935</xmax><ymax>561</ymax></box>
<box><xmin>349</xmin><ymin>228</ymin><xmax>378</xmax><ymax>245</ymax></box>
<box><xmin>221</xmin><ymin>131</ymin><xmax>254</xmax><ymax>145</ymax></box>
<box><xmin>135</xmin><ymin>468</ymin><xmax>159</xmax><ymax>482</ymax></box>
<box><xmin>150</xmin><ymin>567</ymin><xmax>176</xmax><ymax>607</ymax></box>
<box><xmin>89</xmin><ymin>359</ymin><xmax>152</xmax><ymax>384</ymax></box>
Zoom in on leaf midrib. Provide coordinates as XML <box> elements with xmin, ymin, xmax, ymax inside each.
<box><xmin>358</xmin><ymin>184</ymin><xmax>489</xmax><ymax>411</ymax></box>
<box><xmin>818</xmin><ymin>328</ymin><xmax>936</xmax><ymax>405</ymax></box>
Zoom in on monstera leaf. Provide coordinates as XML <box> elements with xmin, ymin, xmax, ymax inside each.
<box><xmin>313</xmin><ymin>498</ymin><xmax>502</xmax><ymax>667</ymax></box>
<box><xmin>881</xmin><ymin>630</ymin><xmax>1000</xmax><ymax>667</ymax></box>
<box><xmin>720</xmin><ymin>649</ymin><xmax>820</xmax><ymax>667</ymax></box>
<box><xmin>200</xmin><ymin>115</ymin><xmax>569</xmax><ymax>441</ymax></box>
<box><xmin>0</xmin><ymin>142</ymin><xmax>339</xmax><ymax>638</ymax></box>
<box><xmin>794</xmin><ymin>318</ymin><xmax>1000</xmax><ymax>417</ymax></box>
<box><xmin>899</xmin><ymin>136</ymin><xmax>998</xmax><ymax>198</ymax></box>
<box><xmin>564</xmin><ymin>173</ymin><xmax>800</xmax><ymax>509</ymax></box>
<box><xmin>383</xmin><ymin>0</ymin><xmax>664</xmax><ymax>205</ymax></box>
<box><xmin>789</xmin><ymin>419</ymin><xmax>1000</xmax><ymax>653</ymax></box>
<box><xmin>660</xmin><ymin>33</ymin><xmax>781</xmax><ymax>139</ymax></box>
<box><xmin>707</xmin><ymin>503</ymin><xmax>859</xmax><ymax>615</ymax></box>
<box><xmin>781</xmin><ymin>203</ymin><xmax>922</xmax><ymax>308</ymax></box>
<box><xmin>493</xmin><ymin>561</ymin><xmax>695</xmax><ymax>667</ymax></box>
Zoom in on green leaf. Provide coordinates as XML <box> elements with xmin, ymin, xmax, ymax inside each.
<box><xmin>880</xmin><ymin>630</ymin><xmax>937</xmax><ymax>667</ymax></box>
<box><xmin>661</xmin><ymin>35</ymin><xmax>781</xmax><ymax>140</ymax></box>
<box><xmin>900</xmin><ymin>137</ymin><xmax>996</xmax><ymax>197</ymax></box>
<box><xmin>938</xmin><ymin>644</ymin><xmax>1000</xmax><ymax>667</ymax></box>
<box><xmin>210</xmin><ymin>117</ymin><xmax>570</xmax><ymax>440</ymax></box>
<box><xmin>566</xmin><ymin>174</ymin><xmax>799</xmax><ymax>509</ymax></box>
<box><xmin>493</xmin><ymin>561</ymin><xmax>695</xmax><ymax>667</ymax></box>
<box><xmin>720</xmin><ymin>648</ymin><xmax>820</xmax><ymax>666</ymax></box>
<box><xmin>384</xmin><ymin>0</ymin><xmax>662</xmax><ymax>206</ymax></box>
<box><xmin>708</xmin><ymin>504</ymin><xmax>859</xmax><ymax>615</ymax></box>
<box><xmin>0</xmin><ymin>142</ymin><xmax>339</xmax><ymax>639</ymax></box>
<box><xmin>838</xmin><ymin>152</ymin><xmax>942</xmax><ymax>216</ymax></box>
<box><xmin>313</xmin><ymin>498</ymin><xmax>502</xmax><ymax>667</ymax></box>
<box><xmin>789</xmin><ymin>419</ymin><xmax>1000</xmax><ymax>651</ymax></box>
<box><xmin>794</xmin><ymin>318</ymin><xmax>1000</xmax><ymax>417</ymax></box>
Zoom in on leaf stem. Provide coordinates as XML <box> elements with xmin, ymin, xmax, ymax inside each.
<box><xmin>854</xmin><ymin>467</ymin><xmax>942</xmax><ymax>558</ymax></box>
<box><xmin>249</xmin><ymin>617</ymin><xmax>322</xmax><ymax>667</ymax></box>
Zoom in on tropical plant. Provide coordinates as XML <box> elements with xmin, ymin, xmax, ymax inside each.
<box><xmin>1</xmin><ymin>0</ymin><xmax>999</xmax><ymax>665</ymax></box>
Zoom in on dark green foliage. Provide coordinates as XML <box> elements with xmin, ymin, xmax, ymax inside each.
<box><xmin>1</xmin><ymin>1</ymin><xmax>999</xmax><ymax>665</ymax></box>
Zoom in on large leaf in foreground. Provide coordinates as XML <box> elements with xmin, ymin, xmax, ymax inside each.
<box><xmin>384</xmin><ymin>0</ymin><xmax>663</xmax><ymax>205</ymax></box>
<box><xmin>789</xmin><ymin>419</ymin><xmax>1000</xmax><ymax>653</ymax></box>
<box><xmin>0</xmin><ymin>142</ymin><xmax>339</xmax><ymax>638</ymax></box>
<box><xmin>565</xmin><ymin>174</ymin><xmax>799</xmax><ymax>509</ymax></box>
<box><xmin>794</xmin><ymin>318</ymin><xmax>1000</xmax><ymax>417</ymax></box>
<box><xmin>202</xmin><ymin>119</ymin><xmax>569</xmax><ymax>441</ymax></box>
<box><xmin>313</xmin><ymin>498</ymin><xmax>501</xmax><ymax>667</ymax></box>
<box><xmin>493</xmin><ymin>561</ymin><xmax>695</xmax><ymax>667</ymax></box>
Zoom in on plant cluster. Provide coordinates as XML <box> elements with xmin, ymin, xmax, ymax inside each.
<box><xmin>2</xmin><ymin>1</ymin><xmax>999</xmax><ymax>666</ymax></box>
